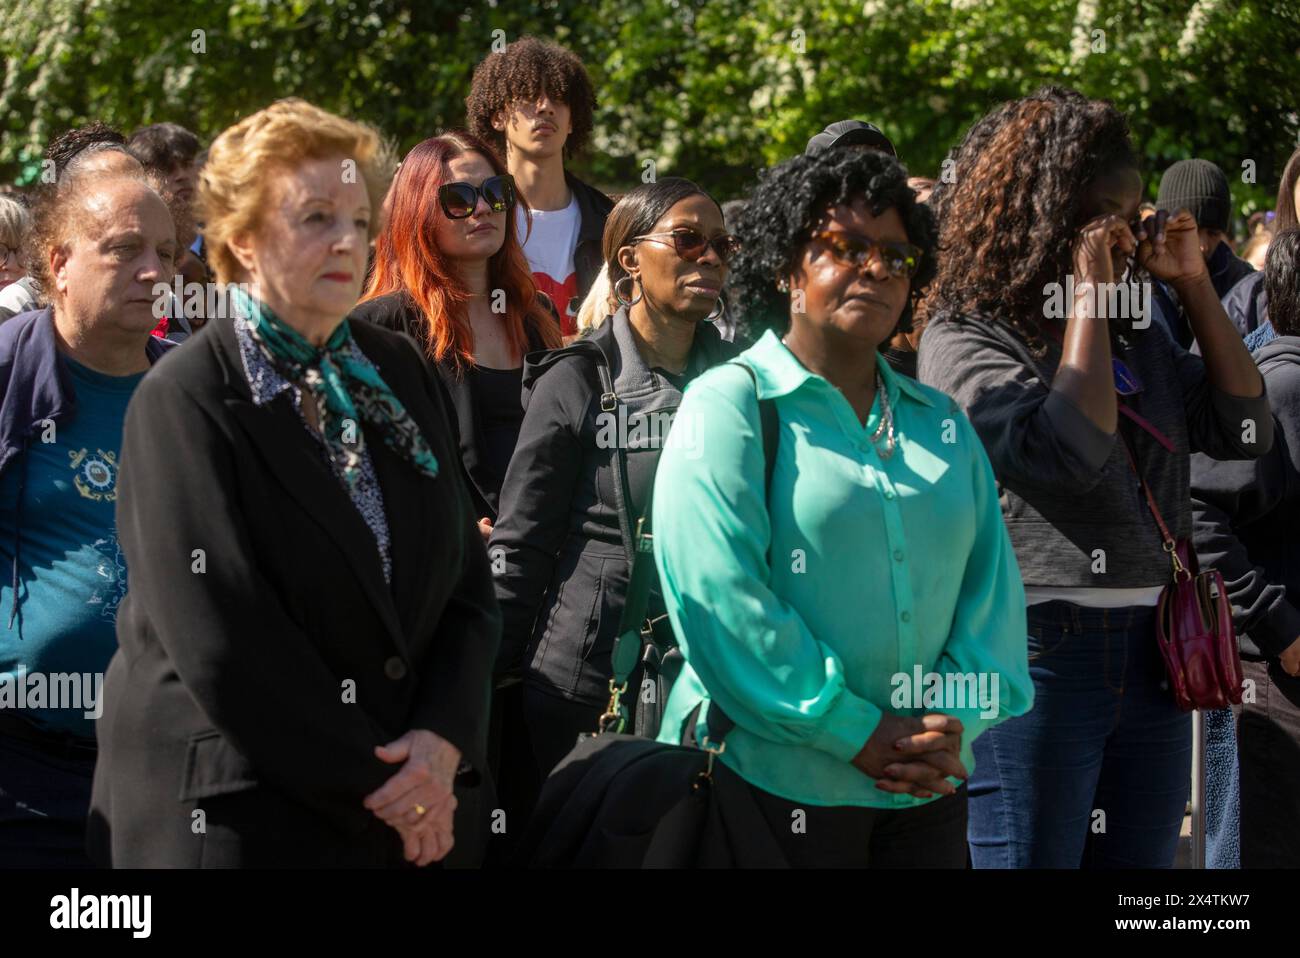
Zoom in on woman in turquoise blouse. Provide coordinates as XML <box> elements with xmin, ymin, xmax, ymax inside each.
<box><xmin>651</xmin><ymin>147</ymin><xmax>1034</xmax><ymax>866</ymax></box>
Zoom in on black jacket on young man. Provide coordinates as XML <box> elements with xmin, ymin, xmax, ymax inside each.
<box><xmin>88</xmin><ymin>315</ymin><xmax>500</xmax><ymax>867</ymax></box>
<box><xmin>488</xmin><ymin>307</ymin><xmax>736</xmax><ymax>706</ymax></box>
<box><xmin>565</xmin><ymin>172</ymin><xmax>614</xmax><ymax>316</ymax></box>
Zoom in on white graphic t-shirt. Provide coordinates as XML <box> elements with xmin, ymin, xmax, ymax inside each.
<box><xmin>517</xmin><ymin>195</ymin><xmax>581</xmax><ymax>335</ymax></box>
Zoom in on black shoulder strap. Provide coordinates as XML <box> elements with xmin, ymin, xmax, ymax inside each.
<box><xmin>734</xmin><ymin>361</ymin><xmax>779</xmax><ymax>501</ymax></box>
<box><xmin>590</xmin><ymin>336</ymin><xmax>638</xmax><ymax>562</ymax></box>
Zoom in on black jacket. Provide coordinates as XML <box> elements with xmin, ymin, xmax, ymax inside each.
<box><xmin>1154</xmin><ymin>242</ymin><xmax>1256</xmax><ymax>348</ymax></box>
<box><xmin>489</xmin><ymin>307</ymin><xmax>736</xmax><ymax>704</ymax></box>
<box><xmin>88</xmin><ymin>315</ymin><xmax>500</xmax><ymax>867</ymax></box>
<box><xmin>565</xmin><ymin>172</ymin><xmax>614</xmax><ymax>324</ymax></box>
<box><xmin>350</xmin><ymin>290</ymin><xmax>551</xmax><ymax>521</ymax></box>
<box><xmin>1222</xmin><ymin>270</ymin><xmax>1269</xmax><ymax>339</ymax></box>
<box><xmin>1192</xmin><ymin>333</ymin><xmax>1300</xmax><ymax>662</ymax></box>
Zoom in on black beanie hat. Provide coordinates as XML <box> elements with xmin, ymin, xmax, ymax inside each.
<box><xmin>1157</xmin><ymin>158</ymin><xmax>1230</xmax><ymax>233</ymax></box>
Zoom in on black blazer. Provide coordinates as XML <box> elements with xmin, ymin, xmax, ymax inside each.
<box><xmin>351</xmin><ymin>290</ymin><xmax>552</xmax><ymax>521</ymax></box>
<box><xmin>87</xmin><ymin>315</ymin><xmax>500</xmax><ymax>868</ymax></box>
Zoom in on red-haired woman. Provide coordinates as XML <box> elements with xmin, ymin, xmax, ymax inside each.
<box><xmin>352</xmin><ymin>131</ymin><xmax>562</xmax><ymax>539</ymax></box>
<box><xmin>351</xmin><ymin>131</ymin><xmax>560</xmax><ymax>865</ymax></box>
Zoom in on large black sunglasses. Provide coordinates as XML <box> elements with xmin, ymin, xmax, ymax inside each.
<box><xmin>631</xmin><ymin>227</ymin><xmax>742</xmax><ymax>265</ymax></box>
<box><xmin>438</xmin><ymin>174</ymin><xmax>516</xmax><ymax>219</ymax></box>
<box><xmin>809</xmin><ymin>229</ymin><xmax>923</xmax><ymax>279</ymax></box>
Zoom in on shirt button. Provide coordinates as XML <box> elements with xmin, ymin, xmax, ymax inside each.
<box><xmin>884</xmin><ymin>489</ymin><xmax>895</xmax><ymax>500</ymax></box>
<box><xmin>384</xmin><ymin>656</ymin><xmax>408</xmax><ymax>680</ymax></box>
<box><xmin>900</xmin><ymin>611</ymin><xmax>911</xmax><ymax>623</ymax></box>
<box><xmin>894</xmin><ymin>549</ymin><xmax>905</xmax><ymax>562</ymax></box>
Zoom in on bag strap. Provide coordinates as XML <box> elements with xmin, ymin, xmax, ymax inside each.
<box><xmin>592</xmin><ymin>339</ymin><xmax>638</xmax><ymax>563</ymax></box>
<box><xmin>1117</xmin><ymin>416</ymin><xmax>1189</xmax><ymax>581</ymax></box>
<box><xmin>733</xmin><ymin>361</ymin><xmax>779</xmax><ymax>500</ymax></box>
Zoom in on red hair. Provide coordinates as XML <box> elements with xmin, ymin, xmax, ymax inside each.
<box><xmin>362</xmin><ymin>130</ymin><xmax>561</xmax><ymax>368</ymax></box>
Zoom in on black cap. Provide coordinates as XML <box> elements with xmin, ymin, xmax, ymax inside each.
<box><xmin>806</xmin><ymin>120</ymin><xmax>896</xmax><ymax>157</ymax></box>
<box><xmin>1156</xmin><ymin>159</ymin><xmax>1231</xmax><ymax>233</ymax></box>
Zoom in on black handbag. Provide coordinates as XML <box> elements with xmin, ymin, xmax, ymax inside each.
<box><xmin>517</xmin><ymin>702</ymin><xmax>787</xmax><ymax>868</ymax></box>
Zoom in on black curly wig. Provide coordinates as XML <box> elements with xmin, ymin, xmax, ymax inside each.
<box><xmin>926</xmin><ymin>86</ymin><xmax>1138</xmax><ymax>354</ymax></box>
<box><xmin>729</xmin><ymin>148</ymin><xmax>937</xmax><ymax>343</ymax></box>
<box><xmin>466</xmin><ymin>37</ymin><xmax>596</xmax><ymax>159</ymax></box>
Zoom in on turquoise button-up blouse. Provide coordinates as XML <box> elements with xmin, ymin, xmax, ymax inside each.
<box><xmin>652</xmin><ymin>329</ymin><xmax>1034</xmax><ymax>808</ymax></box>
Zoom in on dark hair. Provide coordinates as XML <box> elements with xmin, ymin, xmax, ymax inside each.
<box><xmin>44</xmin><ymin>122</ymin><xmax>128</xmax><ymax>177</ymax></box>
<box><xmin>727</xmin><ymin>147</ymin><xmax>937</xmax><ymax>340</ymax></box>
<box><xmin>1265</xmin><ymin>228</ymin><xmax>1300</xmax><ymax>337</ymax></box>
<box><xmin>127</xmin><ymin>122</ymin><xmax>201</xmax><ymax>176</ymax></box>
<box><xmin>1276</xmin><ymin>147</ymin><xmax>1300</xmax><ymax>234</ymax></box>
<box><xmin>927</xmin><ymin>86</ymin><xmax>1137</xmax><ymax>352</ymax></box>
<box><xmin>601</xmin><ymin>177</ymin><xmax>721</xmax><ymax>297</ymax></box>
<box><xmin>466</xmin><ymin>37</ymin><xmax>596</xmax><ymax>158</ymax></box>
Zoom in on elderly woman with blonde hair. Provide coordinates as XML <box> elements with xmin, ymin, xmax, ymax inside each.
<box><xmin>88</xmin><ymin>99</ymin><xmax>500</xmax><ymax>868</ymax></box>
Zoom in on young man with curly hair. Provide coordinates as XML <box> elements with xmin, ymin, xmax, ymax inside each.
<box><xmin>466</xmin><ymin>36</ymin><xmax>612</xmax><ymax>336</ymax></box>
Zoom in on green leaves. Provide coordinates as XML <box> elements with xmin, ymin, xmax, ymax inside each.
<box><xmin>1</xmin><ymin>0</ymin><xmax>1296</xmax><ymax>217</ymax></box>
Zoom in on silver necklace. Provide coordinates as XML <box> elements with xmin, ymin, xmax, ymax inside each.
<box><xmin>781</xmin><ymin>336</ymin><xmax>896</xmax><ymax>459</ymax></box>
<box><xmin>869</xmin><ymin>370</ymin><xmax>896</xmax><ymax>460</ymax></box>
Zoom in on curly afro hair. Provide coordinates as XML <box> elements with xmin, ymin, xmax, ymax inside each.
<box><xmin>466</xmin><ymin>37</ymin><xmax>596</xmax><ymax>159</ymax></box>
<box><xmin>926</xmin><ymin>86</ymin><xmax>1138</xmax><ymax>353</ymax></box>
<box><xmin>729</xmin><ymin>147</ymin><xmax>937</xmax><ymax>343</ymax></box>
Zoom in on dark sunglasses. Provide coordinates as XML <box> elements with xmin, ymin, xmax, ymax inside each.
<box><xmin>632</xmin><ymin>227</ymin><xmax>742</xmax><ymax>266</ymax></box>
<box><xmin>438</xmin><ymin>174</ymin><xmax>516</xmax><ymax>219</ymax></box>
<box><xmin>809</xmin><ymin>229</ymin><xmax>923</xmax><ymax>280</ymax></box>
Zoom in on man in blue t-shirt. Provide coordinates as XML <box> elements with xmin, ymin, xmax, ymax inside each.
<box><xmin>0</xmin><ymin>170</ymin><xmax>174</xmax><ymax>866</ymax></box>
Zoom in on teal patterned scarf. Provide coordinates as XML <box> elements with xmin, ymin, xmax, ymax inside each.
<box><xmin>233</xmin><ymin>288</ymin><xmax>439</xmax><ymax>487</ymax></box>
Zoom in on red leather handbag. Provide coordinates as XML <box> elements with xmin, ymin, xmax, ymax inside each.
<box><xmin>1121</xmin><ymin>434</ymin><xmax>1244</xmax><ymax>710</ymax></box>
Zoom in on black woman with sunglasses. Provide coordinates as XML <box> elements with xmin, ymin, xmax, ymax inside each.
<box><xmin>354</xmin><ymin>131</ymin><xmax>563</xmax><ymax>541</ymax></box>
<box><xmin>918</xmin><ymin>88</ymin><xmax>1269</xmax><ymax>868</ymax></box>
<box><xmin>489</xmin><ymin>177</ymin><xmax>739</xmax><ymax>782</ymax></box>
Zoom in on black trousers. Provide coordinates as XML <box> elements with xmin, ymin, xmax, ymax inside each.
<box><xmin>523</xmin><ymin>686</ymin><xmax>604</xmax><ymax>780</ymax></box>
<box><xmin>748</xmin><ymin>781</ymin><xmax>969</xmax><ymax>868</ymax></box>
<box><xmin>1239</xmin><ymin>658</ymin><xmax>1300</xmax><ymax>868</ymax></box>
<box><xmin>0</xmin><ymin>732</ymin><xmax>97</xmax><ymax>868</ymax></box>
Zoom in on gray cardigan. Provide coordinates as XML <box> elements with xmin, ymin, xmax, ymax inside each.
<box><xmin>918</xmin><ymin>309</ymin><xmax>1272</xmax><ymax>588</ymax></box>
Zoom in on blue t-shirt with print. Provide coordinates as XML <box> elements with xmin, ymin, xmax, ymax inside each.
<box><xmin>0</xmin><ymin>356</ymin><xmax>144</xmax><ymax>740</ymax></box>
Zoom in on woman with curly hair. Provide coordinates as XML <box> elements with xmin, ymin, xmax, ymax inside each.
<box><xmin>649</xmin><ymin>148</ymin><xmax>1034</xmax><ymax>867</ymax></box>
<box><xmin>918</xmin><ymin>87</ymin><xmax>1270</xmax><ymax>868</ymax></box>
<box><xmin>466</xmin><ymin>36</ymin><xmax>612</xmax><ymax>333</ymax></box>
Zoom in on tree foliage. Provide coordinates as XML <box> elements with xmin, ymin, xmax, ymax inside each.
<box><xmin>2</xmin><ymin>0</ymin><xmax>1297</xmax><ymax>216</ymax></box>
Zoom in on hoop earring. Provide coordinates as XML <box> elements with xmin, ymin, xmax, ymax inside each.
<box><xmin>614</xmin><ymin>275</ymin><xmax>642</xmax><ymax>307</ymax></box>
<box><xmin>706</xmin><ymin>293</ymin><xmax>727</xmax><ymax>323</ymax></box>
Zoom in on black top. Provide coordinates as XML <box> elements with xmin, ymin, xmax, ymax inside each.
<box><xmin>472</xmin><ymin>364</ymin><xmax>526</xmax><ymax>486</ymax></box>
<box><xmin>350</xmin><ymin>290</ymin><xmax>553</xmax><ymax>521</ymax></box>
<box><xmin>87</xmin><ymin>316</ymin><xmax>500</xmax><ymax>867</ymax></box>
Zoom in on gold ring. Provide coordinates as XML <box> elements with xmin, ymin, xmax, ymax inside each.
<box><xmin>414</xmin><ymin>804</ymin><xmax>427</xmax><ymax>817</ymax></box>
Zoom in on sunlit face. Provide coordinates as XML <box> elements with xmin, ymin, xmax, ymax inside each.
<box><xmin>434</xmin><ymin>151</ymin><xmax>507</xmax><ymax>263</ymax></box>
<box><xmin>228</xmin><ymin>155</ymin><xmax>371</xmax><ymax>339</ymax></box>
<box><xmin>787</xmin><ymin>198</ymin><xmax>912</xmax><ymax>350</ymax></box>
<box><xmin>51</xmin><ymin>178</ymin><xmax>176</xmax><ymax>334</ymax></box>
<box><xmin>619</xmin><ymin>194</ymin><xmax>729</xmax><ymax>323</ymax></box>
<box><xmin>494</xmin><ymin>87</ymin><xmax>572</xmax><ymax>162</ymax></box>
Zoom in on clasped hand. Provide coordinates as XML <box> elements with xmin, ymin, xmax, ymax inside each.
<box><xmin>852</xmin><ymin>713</ymin><xmax>967</xmax><ymax>799</ymax></box>
<box><xmin>363</xmin><ymin>728</ymin><xmax>461</xmax><ymax>866</ymax></box>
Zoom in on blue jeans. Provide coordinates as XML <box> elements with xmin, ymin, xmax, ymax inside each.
<box><xmin>968</xmin><ymin>601</ymin><xmax>1191</xmax><ymax>868</ymax></box>
<box><xmin>0</xmin><ymin>732</ymin><xmax>96</xmax><ymax>868</ymax></box>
